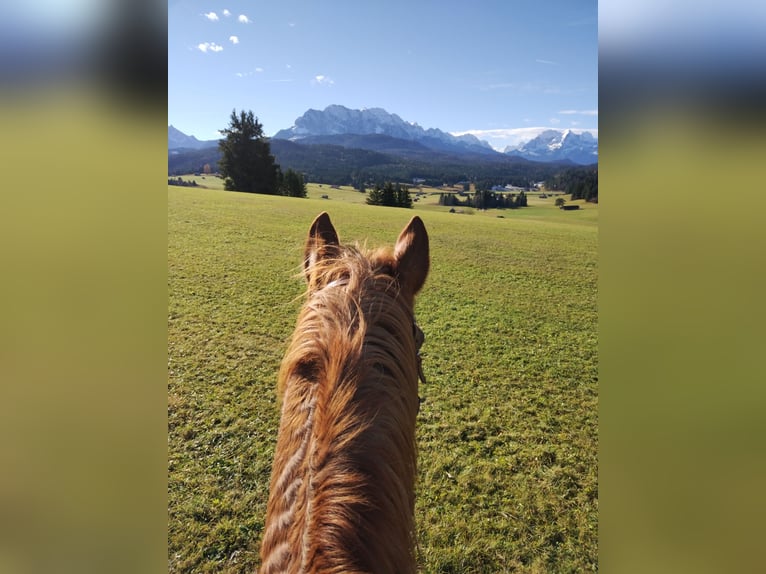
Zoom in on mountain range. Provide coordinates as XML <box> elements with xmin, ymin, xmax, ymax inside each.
<box><xmin>272</xmin><ymin>105</ymin><xmax>498</xmax><ymax>156</ymax></box>
<box><xmin>168</xmin><ymin>105</ymin><xmax>597</xmax><ymax>167</ymax></box>
<box><xmin>504</xmin><ymin>129</ymin><xmax>598</xmax><ymax>165</ymax></box>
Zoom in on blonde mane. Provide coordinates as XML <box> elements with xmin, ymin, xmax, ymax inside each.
<box><xmin>259</xmin><ymin>213</ymin><xmax>429</xmax><ymax>574</ymax></box>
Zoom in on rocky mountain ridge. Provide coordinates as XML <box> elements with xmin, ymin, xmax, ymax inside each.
<box><xmin>273</xmin><ymin>105</ymin><xmax>496</xmax><ymax>155</ymax></box>
<box><xmin>504</xmin><ymin>129</ymin><xmax>598</xmax><ymax>164</ymax></box>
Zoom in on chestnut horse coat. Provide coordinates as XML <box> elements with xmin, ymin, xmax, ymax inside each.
<box><xmin>259</xmin><ymin>213</ymin><xmax>429</xmax><ymax>574</ymax></box>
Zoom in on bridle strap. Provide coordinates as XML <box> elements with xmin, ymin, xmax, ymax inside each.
<box><xmin>414</xmin><ymin>319</ymin><xmax>427</xmax><ymax>411</ymax></box>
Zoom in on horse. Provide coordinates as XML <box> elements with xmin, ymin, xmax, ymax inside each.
<box><xmin>259</xmin><ymin>212</ymin><xmax>429</xmax><ymax>574</ymax></box>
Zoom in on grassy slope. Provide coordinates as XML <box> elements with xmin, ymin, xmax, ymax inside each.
<box><xmin>168</xmin><ymin>185</ymin><xmax>597</xmax><ymax>573</ymax></box>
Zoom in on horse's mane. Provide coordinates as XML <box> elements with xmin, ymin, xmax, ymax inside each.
<box><xmin>259</xmin><ymin>214</ymin><xmax>429</xmax><ymax>574</ymax></box>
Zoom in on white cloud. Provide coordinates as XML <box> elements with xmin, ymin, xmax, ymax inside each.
<box><xmin>535</xmin><ymin>59</ymin><xmax>559</xmax><ymax>65</ymax></box>
<box><xmin>559</xmin><ymin>109</ymin><xmax>598</xmax><ymax>116</ymax></box>
<box><xmin>550</xmin><ymin>117</ymin><xmax>561</xmax><ymax>125</ymax></box>
<box><xmin>229</xmin><ymin>36</ymin><xmax>239</xmax><ymax>44</ymax></box>
<box><xmin>204</xmin><ymin>12</ymin><xmax>218</xmax><ymax>21</ymax></box>
<box><xmin>222</xmin><ymin>9</ymin><xmax>231</xmax><ymax>17</ymax></box>
<box><xmin>235</xmin><ymin>68</ymin><xmax>265</xmax><ymax>78</ymax></box>
<box><xmin>238</xmin><ymin>14</ymin><xmax>251</xmax><ymax>24</ymax></box>
<box><xmin>198</xmin><ymin>42</ymin><xmax>224</xmax><ymax>53</ymax></box>
<box><xmin>312</xmin><ymin>75</ymin><xmax>335</xmax><ymax>86</ymax></box>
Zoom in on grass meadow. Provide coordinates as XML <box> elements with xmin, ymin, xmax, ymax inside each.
<box><xmin>168</xmin><ymin>183</ymin><xmax>598</xmax><ymax>572</ymax></box>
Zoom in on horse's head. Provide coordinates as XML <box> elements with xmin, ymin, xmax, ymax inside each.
<box><xmin>303</xmin><ymin>211</ymin><xmax>429</xmax><ymax>308</ymax></box>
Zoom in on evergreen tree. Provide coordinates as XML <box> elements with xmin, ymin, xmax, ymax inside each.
<box><xmin>281</xmin><ymin>169</ymin><xmax>307</xmax><ymax>197</ymax></box>
<box><xmin>396</xmin><ymin>183</ymin><xmax>412</xmax><ymax>208</ymax></box>
<box><xmin>367</xmin><ymin>181</ymin><xmax>413</xmax><ymax>208</ymax></box>
<box><xmin>218</xmin><ymin>109</ymin><xmax>280</xmax><ymax>194</ymax></box>
<box><xmin>382</xmin><ymin>182</ymin><xmax>396</xmax><ymax>206</ymax></box>
<box><xmin>366</xmin><ymin>184</ymin><xmax>384</xmax><ymax>205</ymax></box>
<box><xmin>545</xmin><ymin>166</ymin><xmax>597</xmax><ymax>202</ymax></box>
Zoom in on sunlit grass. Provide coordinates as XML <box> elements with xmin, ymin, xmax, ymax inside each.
<box><xmin>168</xmin><ymin>185</ymin><xmax>597</xmax><ymax>572</ymax></box>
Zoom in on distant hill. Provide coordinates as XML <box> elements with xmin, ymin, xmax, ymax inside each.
<box><xmin>168</xmin><ymin>146</ymin><xmax>221</xmax><ymax>175</ymax></box>
<box><xmin>168</xmin><ymin>125</ymin><xmax>218</xmax><ymax>150</ymax></box>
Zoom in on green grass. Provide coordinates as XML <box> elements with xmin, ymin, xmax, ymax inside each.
<box><xmin>168</xmin><ymin>184</ymin><xmax>597</xmax><ymax>572</ymax></box>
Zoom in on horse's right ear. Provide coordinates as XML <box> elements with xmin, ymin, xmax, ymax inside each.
<box><xmin>394</xmin><ymin>215</ymin><xmax>429</xmax><ymax>297</ymax></box>
<box><xmin>304</xmin><ymin>212</ymin><xmax>339</xmax><ymax>281</ymax></box>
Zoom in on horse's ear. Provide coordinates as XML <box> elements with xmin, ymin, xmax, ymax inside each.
<box><xmin>394</xmin><ymin>216</ymin><xmax>429</xmax><ymax>296</ymax></box>
<box><xmin>304</xmin><ymin>212</ymin><xmax>339</xmax><ymax>281</ymax></box>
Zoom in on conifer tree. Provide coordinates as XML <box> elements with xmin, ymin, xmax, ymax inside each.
<box><xmin>218</xmin><ymin>109</ymin><xmax>280</xmax><ymax>194</ymax></box>
<box><xmin>366</xmin><ymin>184</ymin><xmax>384</xmax><ymax>205</ymax></box>
<box><xmin>396</xmin><ymin>184</ymin><xmax>413</xmax><ymax>208</ymax></box>
<box><xmin>281</xmin><ymin>169</ymin><xmax>307</xmax><ymax>197</ymax></box>
<box><xmin>382</xmin><ymin>182</ymin><xmax>396</xmax><ymax>206</ymax></box>
<box><xmin>366</xmin><ymin>182</ymin><xmax>413</xmax><ymax>208</ymax></box>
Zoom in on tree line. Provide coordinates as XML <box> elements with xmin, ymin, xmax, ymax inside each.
<box><xmin>366</xmin><ymin>182</ymin><xmax>413</xmax><ymax>208</ymax></box>
<box><xmin>438</xmin><ymin>190</ymin><xmax>528</xmax><ymax>210</ymax></box>
<box><xmin>168</xmin><ymin>177</ymin><xmax>200</xmax><ymax>187</ymax></box>
<box><xmin>545</xmin><ymin>166</ymin><xmax>598</xmax><ymax>202</ymax></box>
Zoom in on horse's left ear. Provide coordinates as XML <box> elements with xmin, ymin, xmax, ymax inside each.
<box><xmin>304</xmin><ymin>212</ymin><xmax>339</xmax><ymax>281</ymax></box>
<box><xmin>394</xmin><ymin>216</ymin><xmax>429</xmax><ymax>296</ymax></box>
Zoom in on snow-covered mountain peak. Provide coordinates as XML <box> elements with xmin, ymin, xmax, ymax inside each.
<box><xmin>273</xmin><ymin>105</ymin><xmax>495</xmax><ymax>154</ymax></box>
<box><xmin>504</xmin><ymin>129</ymin><xmax>598</xmax><ymax>165</ymax></box>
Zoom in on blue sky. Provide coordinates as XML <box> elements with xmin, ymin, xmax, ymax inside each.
<box><xmin>168</xmin><ymin>0</ymin><xmax>597</xmax><ymax>150</ymax></box>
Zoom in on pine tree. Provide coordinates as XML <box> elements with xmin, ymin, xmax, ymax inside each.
<box><xmin>366</xmin><ymin>184</ymin><xmax>384</xmax><ymax>205</ymax></box>
<box><xmin>218</xmin><ymin>109</ymin><xmax>280</xmax><ymax>194</ymax></box>
<box><xmin>382</xmin><ymin>182</ymin><xmax>396</xmax><ymax>206</ymax></box>
<box><xmin>366</xmin><ymin>182</ymin><xmax>413</xmax><ymax>208</ymax></box>
<box><xmin>281</xmin><ymin>169</ymin><xmax>307</xmax><ymax>197</ymax></box>
<box><xmin>396</xmin><ymin>183</ymin><xmax>412</xmax><ymax>208</ymax></box>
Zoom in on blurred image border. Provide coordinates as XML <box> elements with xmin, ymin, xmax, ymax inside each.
<box><xmin>1</xmin><ymin>1</ymin><xmax>764</xmax><ymax>572</ymax></box>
